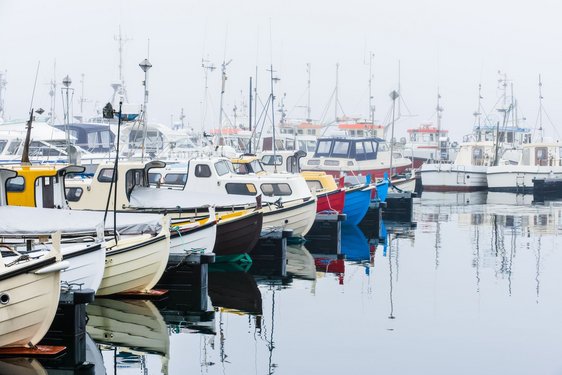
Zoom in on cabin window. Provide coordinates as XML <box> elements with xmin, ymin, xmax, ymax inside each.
<box><xmin>261</xmin><ymin>155</ymin><xmax>283</xmax><ymax>166</ymax></box>
<box><xmin>332</xmin><ymin>141</ymin><xmax>350</xmax><ymax>157</ymax></box>
<box><xmin>307</xmin><ymin>159</ymin><xmax>320</xmax><ymax>166</ymax></box>
<box><xmin>225</xmin><ymin>183</ymin><xmax>257</xmax><ymax>196</ymax></box>
<box><xmin>364</xmin><ymin>141</ymin><xmax>376</xmax><ymax>159</ymax></box>
<box><xmin>261</xmin><ymin>183</ymin><xmax>292</xmax><ymax>196</ymax></box>
<box><xmin>87</xmin><ymin>132</ymin><xmax>98</xmax><ymax>149</ymax></box>
<box><xmin>472</xmin><ymin>147</ymin><xmax>484</xmax><ymax>165</ymax></box>
<box><xmin>5</xmin><ymin>176</ymin><xmax>25</xmax><ymax>192</ymax></box>
<box><xmin>6</xmin><ymin>140</ymin><xmax>21</xmax><ymax>155</ymax></box>
<box><xmin>163</xmin><ymin>173</ymin><xmax>187</xmax><ymax>186</ymax></box>
<box><xmin>195</xmin><ymin>164</ymin><xmax>212</xmax><ymax>178</ymax></box>
<box><xmin>65</xmin><ymin>187</ymin><xmax>83</xmax><ymax>202</ymax></box>
<box><xmin>286</xmin><ymin>156</ymin><xmax>299</xmax><ymax>173</ymax></box>
<box><xmin>0</xmin><ymin>140</ymin><xmax>7</xmax><ymax>153</ymax></box>
<box><xmin>148</xmin><ymin>173</ymin><xmax>162</xmax><ymax>186</ymax></box>
<box><xmin>535</xmin><ymin>147</ymin><xmax>548</xmax><ymax>166</ymax></box>
<box><xmin>233</xmin><ymin>163</ymin><xmax>249</xmax><ymax>174</ymax></box>
<box><xmin>315</xmin><ymin>140</ymin><xmax>332</xmax><ymax>156</ymax></box>
<box><xmin>521</xmin><ymin>148</ymin><xmax>530</xmax><ymax>165</ymax></box>
<box><xmin>97</xmin><ymin>168</ymin><xmax>115</xmax><ymax>183</ymax></box>
<box><xmin>306</xmin><ymin>180</ymin><xmax>323</xmax><ymax>191</ymax></box>
<box><xmin>214</xmin><ymin>161</ymin><xmax>232</xmax><ymax>176</ymax></box>
<box><xmin>324</xmin><ymin>160</ymin><xmax>340</xmax><ymax>166</ymax></box>
<box><xmin>355</xmin><ymin>141</ymin><xmax>366</xmax><ymax>161</ymax></box>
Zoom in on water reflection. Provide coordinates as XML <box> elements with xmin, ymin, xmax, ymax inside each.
<box><xmin>87</xmin><ymin>299</ymin><xmax>169</xmax><ymax>375</ymax></box>
<box><xmin>286</xmin><ymin>244</ymin><xmax>316</xmax><ymax>281</ymax></box>
<box><xmin>208</xmin><ymin>265</ymin><xmax>262</xmax><ymax>315</ymax></box>
<box><xmin>0</xmin><ymin>358</ymin><xmax>47</xmax><ymax>375</ymax></box>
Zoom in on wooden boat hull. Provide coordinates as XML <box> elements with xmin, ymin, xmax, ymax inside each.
<box><xmin>343</xmin><ymin>187</ymin><xmax>371</xmax><ymax>225</ymax></box>
<box><xmin>169</xmin><ymin>220</ymin><xmax>217</xmax><ymax>261</ymax></box>
<box><xmin>316</xmin><ymin>189</ymin><xmax>345</xmax><ymax>214</ymax></box>
<box><xmin>60</xmin><ymin>242</ymin><xmax>105</xmax><ymax>293</ymax></box>
<box><xmin>97</xmin><ymin>229</ymin><xmax>170</xmax><ymax>296</ymax></box>
<box><xmin>262</xmin><ymin>198</ymin><xmax>317</xmax><ymax>237</ymax></box>
<box><xmin>0</xmin><ymin>255</ymin><xmax>62</xmax><ymax>348</ymax></box>
<box><xmin>213</xmin><ymin>211</ymin><xmax>262</xmax><ymax>257</ymax></box>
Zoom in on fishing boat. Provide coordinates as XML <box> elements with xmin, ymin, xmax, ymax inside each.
<box><xmin>301</xmin><ymin>137</ymin><xmax>412</xmax><ymax>180</ymax></box>
<box><xmin>145</xmin><ymin>156</ymin><xmax>317</xmax><ymax>237</ymax></box>
<box><xmin>0</xmin><ymin>233</ymin><xmax>69</xmax><ymax>348</ymax></box>
<box><xmin>487</xmin><ymin>141</ymin><xmax>562</xmax><ymax>193</ymax></box>
<box><xmin>3</xmin><ymin>165</ymin><xmax>171</xmax><ymax>296</ymax></box>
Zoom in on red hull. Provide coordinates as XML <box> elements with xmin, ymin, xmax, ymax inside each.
<box><xmin>316</xmin><ymin>189</ymin><xmax>345</xmax><ymax>213</ymax></box>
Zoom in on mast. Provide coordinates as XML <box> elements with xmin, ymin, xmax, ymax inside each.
<box><xmin>49</xmin><ymin>63</ymin><xmax>57</xmax><ymax>125</ymax></box>
<box><xmin>538</xmin><ymin>74</ymin><xmax>543</xmax><ymax>142</ymax></box>
<box><xmin>389</xmin><ymin>90</ymin><xmax>400</xmax><ymax>177</ymax></box>
<box><xmin>268</xmin><ymin>64</ymin><xmax>278</xmax><ymax>172</ymax></box>
<box><xmin>139</xmin><ymin>50</ymin><xmax>152</xmax><ymax>161</ymax></box>
<box><xmin>306</xmin><ymin>63</ymin><xmax>312</xmax><ymax>122</ymax></box>
<box><xmin>0</xmin><ymin>70</ymin><xmax>6</xmax><ymax>120</ymax></box>
<box><xmin>201</xmin><ymin>58</ymin><xmax>216</xmax><ymax>131</ymax></box>
<box><xmin>114</xmin><ymin>26</ymin><xmax>131</xmax><ymax>102</ymax></box>
<box><xmin>61</xmin><ymin>75</ymin><xmax>73</xmax><ymax>163</ymax></box>
<box><xmin>79</xmin><ymin>73</ymin><xmax>86</xmax><ymax>122</ymax></box>
<box><xmin>474</xmin><ymin>84</ymin><xmax>483</xmax><ymax>141</ymax></box>
<box><xmin>218</xmin><ymin>59</ymin><xmax>232</xmax><ymax>142</ymax></box>
<box><xmin>249</xmin><ymin>77</ymin><xmax>253</xmax><ymax>154</ymax></box>
<box><xmin>368</xmin><ymin>52</ymin><xmax>375</xmax><ymax>124</ymax></box>
<box><xmin>436</xmin><ymin>89</ymin><xmax>443</xmax><ymax>145</ymax></box>
<box><xmin>334</xmin><ymin>63</ymin><xmax>339</xmax><ymax>122</ymax></box>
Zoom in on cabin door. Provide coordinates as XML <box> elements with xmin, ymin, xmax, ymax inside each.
<box><xmin>35</xmin><ymin>177</ymin><xmax>55</xmax><ymax>208</ymax></box>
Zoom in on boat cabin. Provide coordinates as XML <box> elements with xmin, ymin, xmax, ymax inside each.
<box><xmin>453</xmin><ymin>142</ymin><xmax>496</xmax><ymax>166</ymax></box>
<box><xmin>5</xmin><ymin>165</ymin><xmax>85</xmax><ymax>208</ymax></box>
<box><xmin>53</xmin><ymin>123</ymin><xmax>115</xmax><ymax>153</ymax></box>
<box><xmin>519</xmin><ymin>143</ymin><xmax>562</xmax><ymax>167</ymax></box>
<box><xmin>311</xmin><ymin>137</ymin><xmax>380</xmax><ymax>161</ymax></box>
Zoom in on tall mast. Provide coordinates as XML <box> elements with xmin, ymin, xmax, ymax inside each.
<box><xmin>79</xmin><ymin>73</ymin><xmax>86</xmax><ymax>121</ymax></box>
<box><xmin>473</xmin><ymin>84</ymin><xmax>483</xmax><ymax>141</ymax></box>
<box><xmin>368</xmin><ymin>52</ymin><xmax>375</xmax><ymax>124</ymax></box>
<box><xmin>538</xmin><ymin>74</ymin><xmax>543</xmax><ymax>142</ymax></box>
<box><xmin>201</xmin><ymin>58</ymin><xmax>216</xmax><ymax>131</ymax></box>
<box><xmin>397</xmin><ymin>60</ymin><xmax>401</xmax><ymax>118</ymax></box>
<box><xmin>335</xmin><ymin>63</ymin><xmax>339</xmax><ymax>122</ymax></box>
<box><xmin>436</xmin><ymin>89</ymin><xmax>443</xmax><ymax>146</ymax></box>
<box><xmin>0</xmin><ymin>70</ymin><xmax>6</xmax><ymax>120</ymax></box>
<box><xmin>249</xmin><ymin>77</ymin><xmax>253</xmax><ymax>154</ymax></box>
<box><xmin>114</xmin><ymin>26</ymin><xmax>131</xmax><ymax>103</ymax></box>
<box><xmin>268</xmin><ymin>65</ymin><xmax>278</xmax><ymax>172</ymax></box>
<box><xmin>218</xmin><ymin>59</ymin><xmax>232</xmax><ymax>141</ymax></box>
<box><xmin>139</xmin><ymin>40</ymin><xmax>152</xmax><ymax>161</ymax></box>
<box><xmin>306</xmin><ymin>63</ymin><xmax>311</xmax><ymax>122</ymax></box>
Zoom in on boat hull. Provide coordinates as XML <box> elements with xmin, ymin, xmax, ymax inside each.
<box><xmin>487</xmin><ymin>166</ymin><xmax>562</xmax><ymax>193</ymax></box>
<box><xmin>213</xmin><ymin>211</ymin><xmax>262</xmax><ymax>257</ymax></box>
<box><xmin>262</xmin><ymin>198</ymin><xmax>317</xmax><ymax>237</ymax></box>
<box><xmin>0</xmin><ymin>256</ymin><xmax>62</xmax><ymax>348</ymax></box>
<box><xmin>343</xmin><ymin>187</ymin><xmax>371</xmax><ymax>225</ymax></box>
<box><xmin>169</xmin><ymin>220</ymin><xmax>217</xmax><ymax>261</ymax></box>
<box><xmin>316</xmin><ymin>189</ymin><xmax>345</xmax><ymax>214</ymax></box>
<box><xmin>60</xmin><ymin>242</ymin><xmax>105</xmax><ymax>293</ymax></box>
<box><xmin>420</xmin><ymin>164</ymin><xmax>488</xmax><ymax>191</ymax></box>
<box><xmin>97</xmin><ymin>230</ymin><xmax>170</xmax><ymax>296</ymax></box>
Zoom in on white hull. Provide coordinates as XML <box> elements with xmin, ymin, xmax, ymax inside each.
<box><xmin>262</xmin><ymin>198</ymin><xmax>317</xmax><ymax>237</ymax></box>
<box><xmin>0</xmin><ymin>254</ymin><xmax>64</xmax><ymax>348</ymax></box>
<box><xmin>487</xmin><ymin>165</ymin><xmax>562</xmax><ymax>192</ymax></box>
<box><xmin>60</xmin><ymin>242</ymin><xmax>106</xmax><ymax>293</ymax></box>
<box><xmin>391</xmin><ymin>176</ymin><xmax>416</xmax><ymax>192</ymax></box>
<box><xmin>97</xmin><ymin>229</ymin><xmax>170</xmax><ymax>296</ymax></box>
<box><xmin>420</xmin><ymin>164</ymin><xmax>488</xmax><ymax>191</ymax></box>
<box><xmin>169</xmin><ymin>222</ymin><xmax>217</xmax><ymax>259</ymax></box>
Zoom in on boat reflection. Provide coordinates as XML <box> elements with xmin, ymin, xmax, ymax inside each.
<box><xmin>420</xmin><ymin>191</ymin><xmax>488</xmax><ymax>206</ymax></box>
<box><xmin>286</xmin><ymin>244</ymin><xmax>316</xmax><ymax>281</ymax></box>
<box><xmin>0</xmin><ymin>358</ymin><xmax>47</xmax><ymax>375</ymax></box>
<box><xmin>208</xmin><ymin>264</ymin><xmax>263</xmax><ymax>315</ymax></box>
<box><xmin>86</xmin><ymin>299</ymin><xmax>169</xmax><ymax>375</ymax></box>
<box><xmin>341</xmin><ymin>224</ymin><xmax>373</xmax><ymax>263</ymax></box>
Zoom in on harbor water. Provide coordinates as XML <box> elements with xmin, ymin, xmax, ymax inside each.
<box><xmin>20</xmin><ymin>191</ymin><xmax>562</xmax><ymax>374</ymax></box>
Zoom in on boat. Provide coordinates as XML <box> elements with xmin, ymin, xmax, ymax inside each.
<box><xmin>2</xmin><ymin>165</ymin><xmax>171</xmax><ymax>295</ymax></box>
<box><xmin>401</xmin><ymin>122</ymin><xmax>453</xmax><ymax>168</ymax></box>
<box><xmin>0</xmin><ymin>232</ymin><xmax>69</xmax><ymax>348</ymax></box>
<box><xmin>286</xmin><ymin>244</ymin><xmax>316</xmax><ymax>280</ymax></box>
<box><xmin>342</xmin><ymin>177</ymin><xmax>373</xmax><ymax>225</ymax></box>
<box><xmin>302</xmin><ymin>136</ymin><xmax>412</xmax><ymax>180</ymax></box>
<box><xmin>487</xmin><ymin>141</ymin><xmax>562</xmax><ymax>193</ymax></box>
<box><xmin>0</xmin><ymin>358</ymin><xmax>48</xmax><ymax>375</ymax></box>
<box><xmin>145</xmin><ymin>156</ymin><xmax>317</xmax><ymax>237</ymax></box>
<box><xmin>420</xmin><ymin>141</ymin><xmax>495</xmax><ymax>191</ymax></box>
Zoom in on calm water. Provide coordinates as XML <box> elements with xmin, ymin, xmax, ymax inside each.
<box><xmin>21</xmin><ymin>192</ymin><xmax>562</xmax><ymax>374</ymax></box>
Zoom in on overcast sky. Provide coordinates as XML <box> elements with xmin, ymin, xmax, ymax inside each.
<box><xmin>1</xmin><ymin>0</ymin><xmax>561</xmax><ymax>140</ymax></box>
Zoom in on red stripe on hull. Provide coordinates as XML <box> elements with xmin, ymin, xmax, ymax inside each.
<box><xmin>316</xmin><ymin>189</ymin><xmax>345</xmax><ymax>213</ymax></box>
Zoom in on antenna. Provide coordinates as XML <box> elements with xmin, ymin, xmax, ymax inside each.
<box><xmin>201</xmin><ymin>57</ymin><xmax>216</xmax><ymax>132</ymax></box>
<box><xmin>538</xmin><ymin>74</ymin><xmax>543</xmax><ymax>142</ymax></box>
<box><xmin>306</xmin><ymin>63</ymin><xmax>312</xmax><ymax>122</ymax></box>
<box><xmin>0</xmin><ymin>70</ymin><xmax>7</xmax><ymax>120</ymax></box>
<box><xmin>114</xmin><ymin>26</ymin><xmax>132</xmax><ymax>102</ymax></box>
<box><xmin>218</xmin><ymin>58</ymin><xmax>232</xmax><ymax>142</ymax></box>
<box><xmin>22</xmin><ymin>62</ymin><xmax>41</xmax><ymax>164</ymax></box>
<box><xmin>367</xmin><ymin>52</ymin><xmax>375</xmax><ymax>124</ymax></box>
<box><xmin>335</xmin><ymin>63</ymin><xmax>340</xmax><ymax>122</ymax></box>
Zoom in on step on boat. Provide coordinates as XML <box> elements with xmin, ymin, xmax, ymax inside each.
<box><xmin>0</xmin><ymin>232</ymin><xmax>69</xmax><ymax>348</ymax></box>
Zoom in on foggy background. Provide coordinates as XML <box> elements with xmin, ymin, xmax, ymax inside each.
<box><xmin>1</xmin><ymin>0</ymin><xmax>561</xmax><ymax>141</ymax></box>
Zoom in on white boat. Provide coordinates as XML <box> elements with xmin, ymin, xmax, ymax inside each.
<box><xmin>0</xmin><ymin>233</ymin><xmax>69</xmax><ymax>348</ymax></box>
<box><xmin>487</xmin><ymin>142</ymin><xmax>562</xmax><ymax>193</ymax></box>
<box><xmin>420</xmin><ymin>141</ymin><xmax>494</xmax><ymax>191</ymax></box>
<box><xmin>148</xmin><ymin>156</ymin><xmax>317</xmax><ymax>236</ymax></box>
